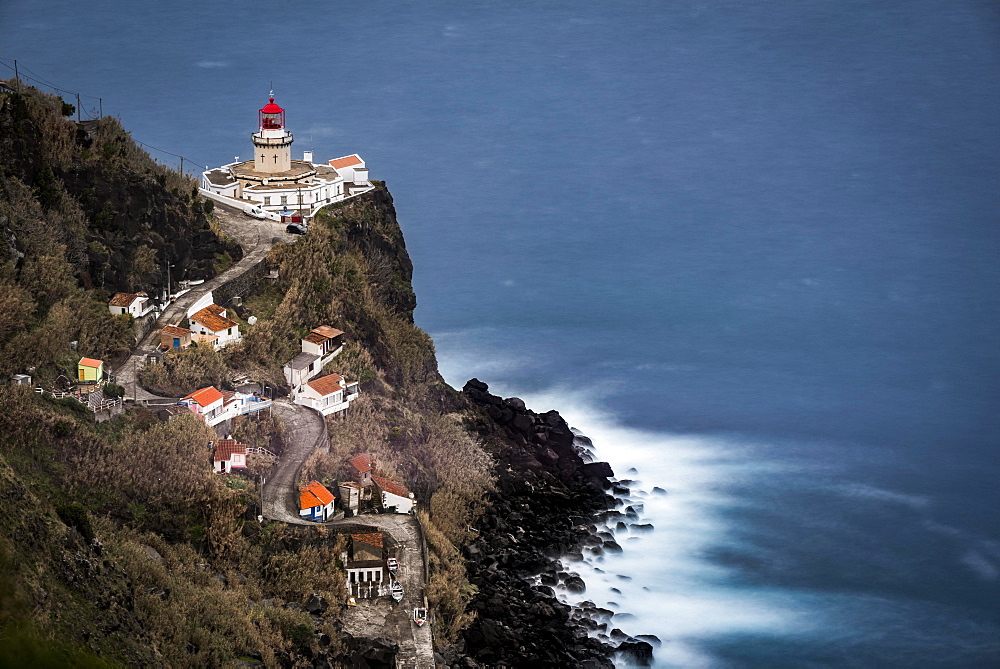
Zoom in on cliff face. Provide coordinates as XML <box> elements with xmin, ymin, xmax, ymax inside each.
<box><xmin>0</xmin><ymin>82</ymin><xmax>621</xmax><ymax>668</ymax></box>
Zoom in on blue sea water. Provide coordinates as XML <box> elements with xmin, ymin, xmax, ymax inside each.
<box><xmin>3</xmin><ymin>1</ymin><xmax>999</xmax><ymax>665</ymax></box>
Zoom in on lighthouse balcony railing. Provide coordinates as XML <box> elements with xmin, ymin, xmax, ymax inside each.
<box><xmin>252</xmin><ymin>133</ymin><xmax>293</xmax><ymax>146</ymax></box>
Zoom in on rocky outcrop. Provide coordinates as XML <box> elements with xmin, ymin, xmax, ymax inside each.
<box><xmin>453</xmin><ymin>379</ymin><xmax>619</xmax><ymax>668</ymax></box>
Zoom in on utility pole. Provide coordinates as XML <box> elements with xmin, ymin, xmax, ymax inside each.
<box><xmin>13</xmin><ymin>60</ymin><xmax>19</xmax><ymax>93</ymax></box>
<box><xmin>99</xmin><ymin>98</ymin><xmax>102</xmax><ymax>118</ymax></box>
<box><xmin>76</xmin><ymin>93</ymin><xmax>81</xmax><ymax>122</ymax></box>
<box><xmin>179</xmin><ymin>156</ymin><xmax>184</xmax><ymax>176</ymax></box>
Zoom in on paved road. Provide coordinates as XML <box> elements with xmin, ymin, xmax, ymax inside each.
<box><xmin>262</xmin><ymin>401</ymin><xmax>327</xmax><ymax>525</ymax></box>
<box><xmin>115</xmin><ymin>204</ymin><xmax>289</xmax><ymax>402</ymax></box>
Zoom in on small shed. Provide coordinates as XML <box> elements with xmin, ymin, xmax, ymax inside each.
<box><xmin>160</xmin><ymin>325</ymin><xmax>193</xmax><ymax>351</ymax></box>
<box><xmin>349</xmin><ymin>453</ymin><xmax>374</xmax><ymax>487</ymax></box>
<box><xmin>213</xmin><ymin>439</ymin><xmax>247</xmax><ymax>474</ymax></box>
<box><xmin>77</xmin><ymin>358</ymin><xmax>104</xmax><ymax>384</ymax></box>
<box><xmin>11</xmin><ymin>374</ymin><xmax>31</xmax><ymax>386</ymax></box>
<box><xmin>338</xmin><ymin>481</ymin><xmax>362</xmax><ymax>513</ymax></box>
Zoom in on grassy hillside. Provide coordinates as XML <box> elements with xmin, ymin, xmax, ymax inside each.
<box><xmin>0</xmin><ymin>81</ymin><xmax>498</xmax><ymax>665</ymax></box>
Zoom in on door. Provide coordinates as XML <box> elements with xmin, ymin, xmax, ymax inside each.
<box><xmin>173</xmin><ymin>337</ymin><xmax>180</xmax><ymax>349</ymax></box>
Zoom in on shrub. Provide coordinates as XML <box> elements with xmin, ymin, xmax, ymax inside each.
<box><xmin>203</xmin><ymin>199</ymin><xmax>214</xmax><ymax>215</ymax></box>
<box><xmin>55</xmin><ymin>502</ymin><xmax>94</xmax><ymax>543</ymax></box>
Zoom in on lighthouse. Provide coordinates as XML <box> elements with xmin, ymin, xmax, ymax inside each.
<box><xmin>253</xmin><ymin>95</ymin><xmax>293</xmax><ymax>173</ymax></box>
<box><xmin>200</xmin><ymin>92</ymin><xmax>374</xmax><ymax>221</ymax></box>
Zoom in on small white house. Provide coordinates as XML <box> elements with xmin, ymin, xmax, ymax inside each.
<box><xmin>188</xmin><ymin>304</ymin><xmax>241</xmax><ymax>350</ymax></box>
<box><xmin>284</xmin><ymin>326</ymin><xmax>345</xmax><ymax>395</ymax></box>
<box><xmin>299</xmin><ymin>481</ymin><xmax>336</xmax><ymax>522</ymax></box>
<box><xmin>108</xmin><ymin>292</ymin><xmax>152</xmax><ymax>317</ymax></box>
<box><xmin>293</xmin><ymin>373</ymin><xmax>359</xmax><ymax>417</ymax></box>
<box><xmin>329</xmin><ymin>155</ymin><xmax>370</xmax><ymax>193</ymax></box>
<box><xmin>180</xmin><ymin>386</ymin><xmax>226</xmax><ymax>425</ymax></box>
<box><xmin>345</xmin><ymin>533</ymin><xmax>386</xmax><ymax>595</ymax></box>
<box><xmin>213</xmin><ymin>438</ymin><xmax>247</xmax><ymax>473</ymax></box>
<box><xmin>372</xmin><ymin>474</ymin><xmax>415</xmax><ymax>514</ymax></box>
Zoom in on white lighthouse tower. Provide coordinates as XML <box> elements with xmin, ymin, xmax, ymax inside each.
<box><xmin>253</xmin><ymin>94</ymin><xmax>293</xmax><ymax>173</ymax></box>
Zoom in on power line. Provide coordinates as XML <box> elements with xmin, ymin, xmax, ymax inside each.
<box><xmin>1</xmin><ymin>58</ymin><xmax>211</xmax><ymax>176</ymax></box>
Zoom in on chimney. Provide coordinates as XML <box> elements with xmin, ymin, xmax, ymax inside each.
<box><xmin>303</xmin><ymin>150</ymin><xmax>314</xmax><ymax>164</ymax></box>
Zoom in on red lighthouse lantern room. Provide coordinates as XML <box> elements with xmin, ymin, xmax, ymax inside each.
<box><xmin>259</xmin><ymin>96</ymin><xmax>285</xmax><ymax>130</ymax></box>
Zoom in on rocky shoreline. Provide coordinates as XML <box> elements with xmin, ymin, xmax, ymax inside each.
<box><xmin>448</xmin><ymin>379</ymin><xmax>654</xmax><ymax>668</ymax></box>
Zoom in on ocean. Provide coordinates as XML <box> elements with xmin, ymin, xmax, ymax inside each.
<box><xmin>3</xmin><ymin>0</ymin><xmax>999</xmax><ymax>665</ymax></box>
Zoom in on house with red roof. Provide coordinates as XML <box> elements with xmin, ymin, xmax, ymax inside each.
<box><xmin>372</xmin><ymin>474</ymin><xmax>415</xmax><ymax>514</ymax></box>
<box><xmin>213</xmin><ymin>438</ymin><xmax>247</xmax><ymax>473</ymax></box>
<box><xmin>159</xmin><ymin>325</ymin><xmax>193</xmax><ymax>351</ymax></box>
<box><xmin>348</xmin><ymin>453</ymin><xmax>374</xmax><ymax>487</ymax></box>
<box><xmin>329</xmin><ymin>154</ymin><xmax>370</xmax><ymax>195</ymax></box>
<box><xmin>345</xmin><ymin>532</ymin><xmax>386</xmax><ymax>596</ymax></box>
<box><xmin>299</xmin><ymin>481</ymin><xmax>336</xmax><ymax>522</ymax></box>
<box><xmin>188</xmin><ymin>304</ymin><xmax>241</xmax><ymax>350</ymax></box>
<box><xmin>292</xmin><ymin>372</ymin><xmax>359</xmax><ymax>417</ymax></box>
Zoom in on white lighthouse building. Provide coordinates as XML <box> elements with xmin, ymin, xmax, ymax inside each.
<box><xmin>200</xmin><ymin>95</ymin><xmax>373</xmax><ymax>221</ymax></box>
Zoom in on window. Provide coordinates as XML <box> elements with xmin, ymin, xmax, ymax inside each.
<box><xmin>280</xmin><ymin>196</ymin><xmax>287</xmax><ymax>206</ymax></box>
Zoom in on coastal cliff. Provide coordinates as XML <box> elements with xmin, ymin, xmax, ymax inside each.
<box><xmin>0</xmin><ymin>82</ymin><xmax>629</xmax><ymax>667</ymax></box>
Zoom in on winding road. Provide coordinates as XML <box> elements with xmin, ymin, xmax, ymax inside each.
<box><xmin>115</xmin><ymin>199</ymin><xmax>435</xmax><ymax>667</ymax></box>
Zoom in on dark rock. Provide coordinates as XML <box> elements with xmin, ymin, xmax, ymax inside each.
<box><xmin>630</xmin><ymin>523</ymin><xmax>654</xmax><ymax>532</ymax></box>
<box><xmin>305</xmin><ymin>593</ymin><xmax>328</xmax><ymax>615</ymax></box>
<box><xmin>617</xmin><ymin>640</ymin><xmax>654</xmax><ymax>666</ymax></box>
<box><xmin>602</xmin><ymin>540</ymin><xmax>623</xmax><ymax>554</ymax></box>
<box><xmin>652</xmin><ymin>486</ymin><xmax>667</xmax><ymax>495</ymax></box>
<box><xmin>563</xmin><ymin>575</ymin><xmax>586</xmax><ymax>593</ymax></box>
<box><xmin>636</xmin><ymin>634</ymin><xmax>661</xmax><ymax>646</ymax></box>
<box><xmin>503</xmin><ymin>397</ymin><xmax>526</xmax><ymax>411</ymax></box>
<box><xmin>580</xmin><ymin>461</ymin><xmax>614</xmax><ymax>479</ymax></box>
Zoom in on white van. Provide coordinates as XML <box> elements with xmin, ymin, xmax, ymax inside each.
<box><xmin>243</xmin><ymin>204</ymin><xmax>266</xmax><ymax>219</ymax></box>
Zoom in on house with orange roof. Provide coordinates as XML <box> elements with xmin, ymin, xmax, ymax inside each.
<box><xmin>180</xmin><ymin>386</ymin><xmax>226</xmax><ymax>424</ymax></box>
<box><xmin>188</xmin><ymin>304</ymin><xmax>241</xmax><ymax>349</ymax></box>
<box><xmin>299</xmin><ymin>480</ymin><xmax>336</xmax><ymax>522</ymax></box>
<box><xmin>159</xmin><ymin>325</ymin><xmax>193</xmax><ymax>351</ymax></box>
<box><xmin>283</xmin><ymin>325</ymin><xmax>346</xmax><ymax>393</ymax></box>
<box><xmin>108</xmin><ymin>292</ymin><xmax>153</xmax><ymax>318</ymax></box>
<box><xmin>213</xmin><ymin>438</ymin><xmax>247</xmax><ymax>473</ymax></box>
<box><xmin>292</xmin><ymin>372</ymin><xmax>359</xmax><ymax>417</ymax></box>
<box><xmin>77</xmin><ymin>357</ymin><xmax>105</xmax><ymax>385</ymax></box>
<box><xmin>372</xmin><ymin>474</ymin><xmax>416</xmax><ymax>514</ymax></box>
<box><xmin>329</xmin><ymin>154</ymin><xmax>370</xmax><ymax>194</ymax></box>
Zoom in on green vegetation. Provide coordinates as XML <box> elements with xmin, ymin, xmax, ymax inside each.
<box><xmin>0</xmin><ymin>81</ymin><xmax>500</xmax><ymax>663</ymax></box>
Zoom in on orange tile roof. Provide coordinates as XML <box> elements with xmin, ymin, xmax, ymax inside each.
<box><xmin>190</xmin><ymin>305</ymin><xmax>237</xmax><ymax>333</ymax></box>
<box><xmin>351</xmin><ymin>532</ymin><xmax>383</xmax><ymax>550</ymax></box>
<box><xmin>213</xmin><ymin>439</ymin><xmax>247</xmax><ymax>461</ymax></box>
<box><xmin>330</xmin><ymin>155</ymin><xmax>363</xmax><ymax>169</ymax></box>
<box><xmin>109</xmin><ymin>292</ymin><xmax>139</xmax><ymax>307</ymax></box>
<box><xmin>78</xmin><ymin>357</ymin><xmax>103</xmax><ymax>368</ymax></box>
<box><xmin>306</xmin><ymin>373</ymin><xmax>345</xmax><ymax>397</ymax></box>
<box><xmin>162</xmin><ymin>325</ymin><xmax>191</xmax><ymax>336</ymax></box>
<box><xmin>349</xmin><ymin>453</ymin><xmax>372</xmax><ymax>474</ymax></box>
<box><xmin>372</xmin><ymin>474</ymin><xmax>411</xmax><ymax>499</ymax></box>
<box><xmin>183</xmin><ymin>386</ymin><xmax>223</xmax><ymax>407</ymax></box>
<box><xmin>300</xmin><ymin>480</ymin><xmax>335</xmax><ymax>510</ymax></box>
<box><xmin>311</xmin><ymin>325</ymin><xmax>344</xmax><ymax>338</ymax></box>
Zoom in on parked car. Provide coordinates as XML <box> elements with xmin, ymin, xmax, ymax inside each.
<box><xmin>243</xmin><ymin>204</ymin><xmax>266</xmax><ymax>219</ymax></box>
<box><xmin>286</xmin><ymin>223</ymin><xmax>307</xmax><ymax>235</ymax></box>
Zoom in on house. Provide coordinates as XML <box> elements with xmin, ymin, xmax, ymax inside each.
<box><xmin>292</xmin><ymin>373</ymin><xmax>359</xmax><ymax>417</ymax></box>
<box><xmin>329</xmin><ymin>155</ymin><xmax>371</xmax><ymax>194</ymax></box>
<box><xmin>345</xmin><ymin>533</ymin><xmax>385</xmax><ymax>590</ymax></box>
<box><xmin>108</xmin><ymin>292</ymin><xmax>152</xmax><ymax>317</ymax></box>
<box><xmin>160</xmin><ymin>325</ymin><xmax>193</xmax><ymax>350</ymax></box>
<box><xmin>188</xmin><ymin>304</ymin><xmax>241</xmax><ymax>349</ymax></box>
<box><xmin>299</xmin><ymin>481</ymin><xmax>336</xmax><ymax>522</ymax></box>
<box><xmin>372</xmin><ymin>474</ymin><xmax>415</xmax><ymax>514</ymax></box>
<box><xmin>77</xmin><ymin>358</ymin><xmax>104</xmax><ymax>385</ymax></box>
<box><xmin>179</xmin><ymin>386</ymin><xmax>272</xmax><ymax>428</ymax></box>
<box><xmin>338</xmin><ymin>481</ymin><xmax>362</xmax><ymax>513</ymax></box>
<box><xmin>11</xmin><ymin>374</ymin><xmax>31</xmax><ymax>386</ymax></box>
<box><xmin>180</xmin><ymin>386</ymin><xmax>225</xmax><ymax>425</ymax></box>
<box><xmin>213</xmin><ymin>438</ymin><xmax>247</xmax><ymax>473</ymax></box>
<box><xmin>349</xmin><ymin>453</ymin><xmax>374</xmax><ymax>487</ymax></box>
<box><xmin>157</xmin><ymin>404</ymin><xmax>189</xmax><ymax>422</ymax></box>
<box><xmin>283</xmin><ymin>326</ymin><xmax>345</xmax><ymax>394</ymax></box>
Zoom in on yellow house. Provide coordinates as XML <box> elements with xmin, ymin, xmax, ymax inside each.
<box><xmin>77</xmin><ymin>357</ymin><xmax>105</xmax><ymax>384</ymax></box>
